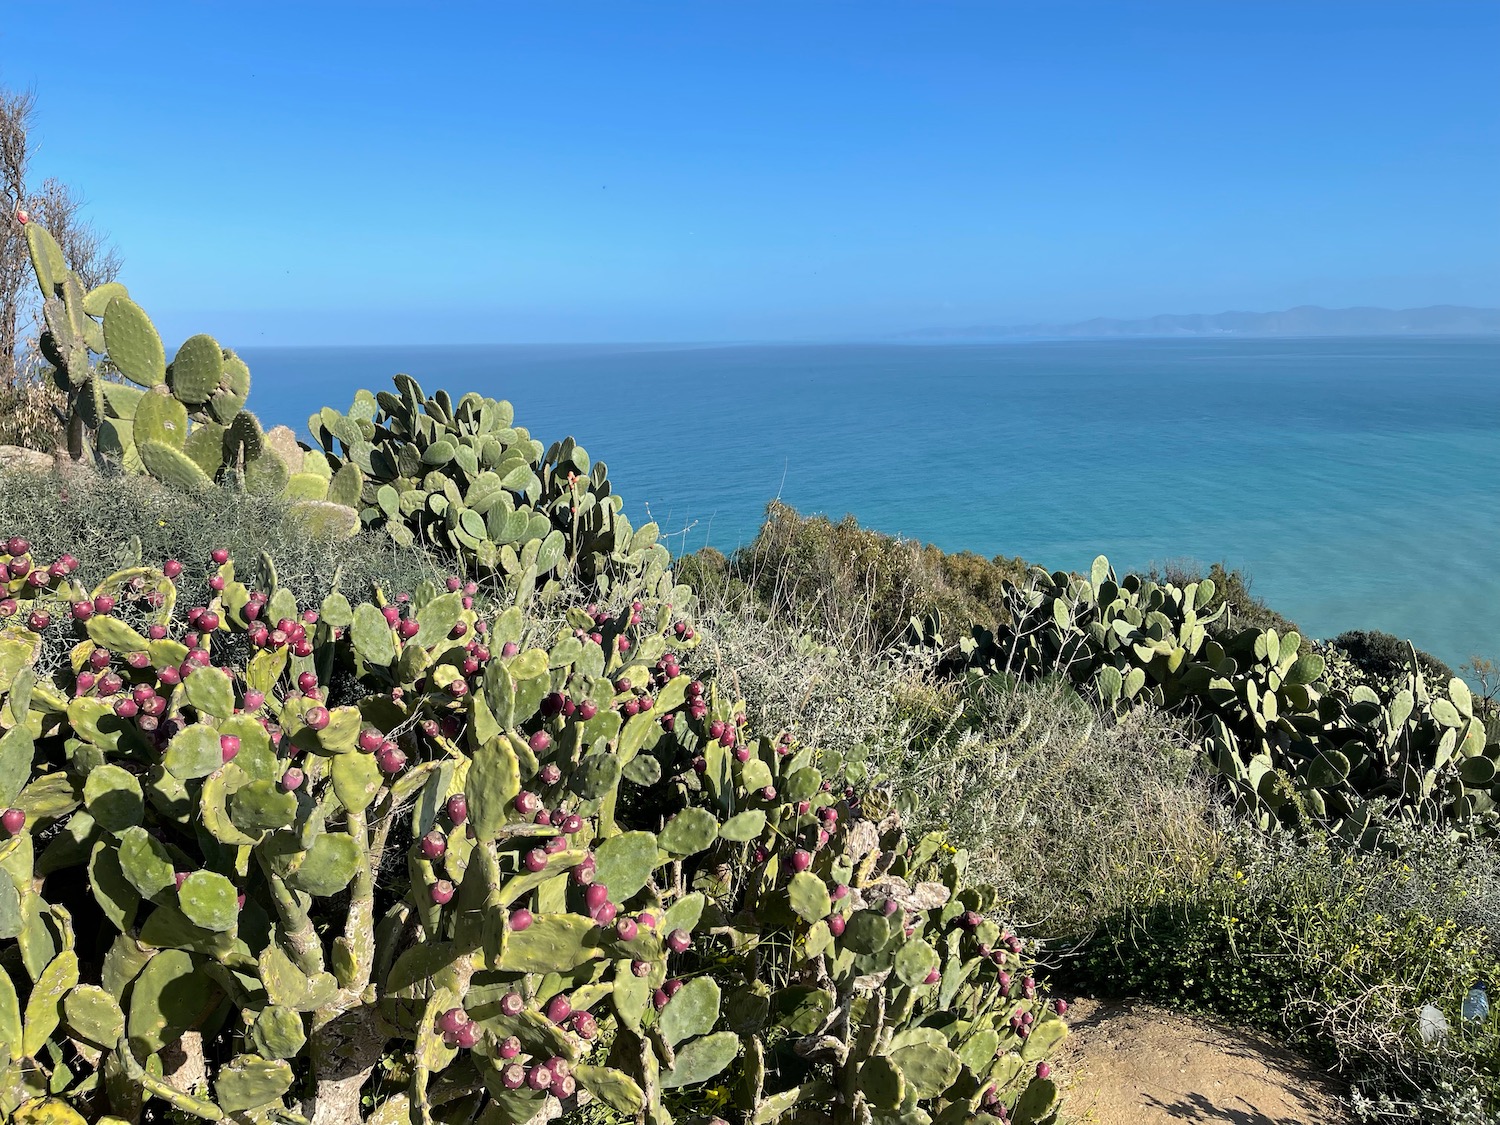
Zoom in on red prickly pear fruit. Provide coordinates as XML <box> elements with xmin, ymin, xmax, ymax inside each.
<box><xmin>509</xmin><ymin>907</ymin><xmax>533</xmax><ymax>931</ymax></box>
<box><xmin>397</xmin><ymin>619</ymin><xmax>419</xmax><ymax>639</ymax></box>
<box><xmin>446</xmin><ymin>576</ymin><xmax>462</xmax><ymax>592</ymax></box>
<box><xmin>924</xmin><ymin>969</ymin><xmax>941</xmax><ymax>984</ymax></box>
<box><xmin>561</xmin><ymin>813</ymin><xmax>583</xmax><ymax>834</ymax></box>
<box><xmin>524</xmin><ymin>848</ymin><xmax>548</xmax><ymax>873</ymax></box>
<box><xmin>571</xmin><ymin>1011</ymin><xmax>598</xmax><ymax>1039</ymax></box>
<box><xmin>455</xmin><ymin>1021</ymin><xmax>480</xmax><ymax>1049</ymax></box>
<box><xmin>961</xmin><ymin>910</ymin><xmax>982</xmax><ymax>930</ymax></box>
<box><xmin>528</xmin><ymin>730</ymin><xmax>551</xmax><ymax>753</ymax></box>
<box><xmin>733</xmin><ymin>747</ymin><xmax>750</xmax><ymax>763</ymax></box>
<box><xmin>540</xmin><ymin>692</ymin><xmax>565</xmax><ymax>717</ymax></box>
<box><xmin>502</xmin><ymin>1063</ymin><xmax>527</xmax><ymax>1089</ymax></box>
<box><xmin>209</xmin><ymin>575</ymin><xmax>226</xmax><ymax>591</ymax></box>
<box><xmin>617</xmin><ymin>637</ymin><xmax>630</xmax><ymax>652</ymax></box>
<box><xmin>5</xmin><ymin>536</ymin><xmax>28</xmax><ymax>556</ymax></box>
<box><xmin>500</xmin><ymin>641</ymin><xmax>519</xmax><ymax>657</ymax></box>
<box><xmin>622</xmin><ymin>699</ymin><xmax>640</xmax><ymax>718</ymax></box>
<box><xmin>244</xmin><ymin>689</ymin><xmax>266</xmax><ymax>710</ymax></box>
<box><xmin>174</xmin><ymin>871</ymin><xmax>189</xmax><ymax>889</ymax></box>
<box><xmin>708</xmin><ymin>720</ymin><xmax>725</xmax><ymax>740</ymax></box>
<box><xmin>585</xmin><ymin>883</ymin><xmax>611</xmax><ymax>911</ymax></box>
<box><xmin>1055</xmin><ymin>999</ymin><xmax>1069</xmax><ymax>1015</ymax></box>
<box><xmin>71</xmin><ymin>601</ymin><xmax>93</xmax><ymax>621</ymax></box>
<box><xmin>298</xmin><ymin>672</ymin><xmax>318</xmax><ymax>694</ymax></box>
<box><xmin>75</xmin><ymin>672</ymin><xmax>96</xmax><ymax>693</ymax></box>
<box><xmin>447</xmin><ymin>793</ymin><xmax>468</xmax><ymax>823</ymax></box>
<box><xmin>89</xmin><ymin>649</ymin><xmax>112</xmax><ymax>671</ymax></box>
<box><xmin>536</xmin><ymin>809</ymin><xmax>553</xmax><ymax>827</ymax></box>
<box><xmin>93</xmin><ymin>594</ymin><xmax>116</xmax><ymax>615</ymax></box>
<box><xmin>1</xmin><ymin>808</ymin><xmax>24</xmax><ymax>835</ymax></box>
<box><xmin>632</xmin><ymin>960</ymin><xmax>652</xmax><ymax>977</ymax></box>
<box><xmin>430</xmin><ymin>879</ymin><xmax>455</xmax><ymax>904</ymax></box>
<box><xmin>515</xmin><ymin>791</ymin><xmax>540</xmax><ymax>815</ymax></box>
<box><xmin>660</xmin><ymin>713</ymin><xmax>676</xmax><ymax>731</ymax></box>
<box><xmin>829</xmin><ymin>914</ymin><xmax>846</xmax><ymax>937</ymax></box>
<box><xmin>236</xmin><ymin>893</ymin><xmax>246</xmax><ymax>910</ymax></box>
<box><xmin>376</xmin><ymin>745</ymin><xmax>407</xmax><ymax>775</ymax></box>
<box><xmin>615</xmin><ymin>916</ymin><xmax>638</xmax><ymax>942</ymax></box>
<box><xmin>500</xmin><ymin>991</ymin><xmax>524</xmax><ymax>1016</ymax></box>
<box><xmin>159</xmin><ymin>666</ymin><xmax>181</xmax><ymax>686</ymax></box>
<box><xmin>220</xmin><ymin>735</ymin><xmax>240</xmax><ymax>762</ymax></box>
<box><xmin>420</xmin><ymin>830</ymin><xmax>447</xmax><ymax>859</ymax></box>
<box><xmin>545</xmin><ymin>995</ymin><xmax>571</xmax><ymax>1023</ymax></box>
<box><xmin>281</xmin><ymin>767</ymin><xmax>305</xmax><ymax>791</ymax></box>
<box><xmin>637</xmin><ymin>911</ymin><xmax>657</xmax><ymax>929</ymax></box>
<box><xmin>579</xmin><ymin>699</ymin><xmax>598</xmax><ymax>720</ymax></box>
<box><xmin>198</xmin><ymin>611</ymin><xmax>219</xmax><ymax>631</ymax></box>
<box><xmin>438</xmin><ymin>1007</ymin><xmax>467</xmax><ymax>1035</ymax></box>
<box><xmin>498</xmin><ymin>1035</ymin><xmax>521</xmax><ymax>1059</ymax></box>
<box><xmin>796</xmin><ymin>800</ymin><xmax>811</xmax><ymax>816</ymax></box>
<box><xmin>653</xmin><ymin>988</ymin><xmax>669</xmax><ymax>1009</ymax></box>
<box><xmin>382</xmin><ymin>605</ymin><xmax>400</xmax><ymax>625</ymax></box>
<box><xmin>358</xmin><ymin>728</ymin><xmax>383</xmax><ymax>753</ymax></box>
<box><xmin>544</xmin><ymin>835</ymin><xmax>568</xmax><ymax>854</ymax></box>
<box><xmin>666</xmin><ymin>928</ymin><xmax>691</xmax><ymax>954</ymax></box>
<box><xmin>26</xmin><ymin>610</ymin><xmax>50</xmax><ymax>631</ymax></box>
<box><xmin>527</xmin><ymin>1065</ymin><xmax>553</xmax><ymax>1091</ymax></box>
<box><xmin>211</xmin><ymin>548</ymin><xmax>229</xmax><ymax>564</ymax></box>
<box><xmin>126</xmin><ymin>651</ymin><xmax>151</xmax><ymax>670</ymax></box>
<box><xmin>664</xmin><ymin>978</ymin><xmax>684</xmax><ymax>997</ymax></box>
<box><xmin>540</xmin><ymin>763</ymin><xmax>561</xmax><ymax>786</ymax></box>
<box><xmin>446</xmin><ymin>678</ymin><xmax>468</xmax><ymax>697</ymax></box>
<box><xmin>1036</xmin><ymin>1062</ymin><xmax>1050</xmax><ymax>1080</ymax></box>
<box><xmin>761</xmin><ymin>786</ymin><xmax>777</xmax><ymax>801</ymax></box>
<box><xmin>303</xmin><ymin>706</ymin><xmax>330</xmax><ymax>731</ymax></box>
<box><xmin>791</xmin><ymin>849</ymin><xmax>812</xmax><ymax>873</ymax></box>
<box><xmin>593</xmin><ymin>901</ymin><xmax>617</xmax><ymax>925</ymax></box>
<box><xmin>572</xmin><ymin>856</ymin><xmax>596</xmax><ymax>885</ymax></box>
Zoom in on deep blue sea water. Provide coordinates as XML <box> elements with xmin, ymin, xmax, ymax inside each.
<box><xmin>241</xmin><ymin>338</ymin><xmax>1500</xmax><ymax>671</ymax></box>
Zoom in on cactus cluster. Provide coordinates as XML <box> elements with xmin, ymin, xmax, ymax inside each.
<box><xmin>311</xmin><ymin>382</ymin><xmax>672</xmax><ymax>600</ymax></box>
<box><xmin>959</xmin><ymin>557</ymin><xmax>1500</xmax><ymax>840</ymax></box>
<box><xmin>0</xmin><ymin>532</ymin><xmax>1066</xmax><ymax>1124</ymax></box>
<box><xmin>23</xmin><ymin>222</ymin><xmax>360</xmax><ymax>538</ymax></box>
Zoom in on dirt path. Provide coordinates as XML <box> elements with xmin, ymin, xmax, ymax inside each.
<box><xmin>1056</xmin><ymin>998</ymin><xmax>1353</xmax><ymax>1125</ymax></box>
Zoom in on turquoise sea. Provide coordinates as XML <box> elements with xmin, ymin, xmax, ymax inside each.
<box><xmin>241</xmin><ymin>338</ymin><xmax>1500</xmax><ymax>671</ymax></box>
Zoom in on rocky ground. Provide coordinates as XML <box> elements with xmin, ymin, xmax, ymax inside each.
<box><xmin>1057</xmin><ymin>998</ymin><xmax>1353</xmax><ymax>1125</ymax></box>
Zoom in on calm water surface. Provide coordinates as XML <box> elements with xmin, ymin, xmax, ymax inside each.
<box><xmin>241</xmin><ymin>338</ymin><xmax>1500</xmax><ymax>671</ymax></box>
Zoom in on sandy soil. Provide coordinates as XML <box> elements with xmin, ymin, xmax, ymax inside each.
<box><xmin>1055</xmin><ymin>998</ymin><xmax>1353</xmax><ymax>1125</ymax></box>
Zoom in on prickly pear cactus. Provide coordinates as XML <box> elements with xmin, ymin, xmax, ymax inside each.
<box><xmin>0</xmin><ymin>528</ymin><xmax>1066</xmax><ymax>1123</ymax></box>
<box><xmin>312</xmin><ymin>378</ymin><xmax>678</xmax><ymax>602</ymax></box>
<box><xmin>22</xmin><ymin>222</ymin><xmax>360</xmax><ymax>536</ymax></box>
<box><xmin>968</xmin><ymin>555</ymin><xmax>1500</xmax><ymax>839</ymax></box>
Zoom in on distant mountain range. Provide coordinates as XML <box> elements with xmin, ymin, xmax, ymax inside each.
<box><xmin>898</xmin><ymin>305</ymin><xmax>1500</xmax><ymax>340</ymax></box>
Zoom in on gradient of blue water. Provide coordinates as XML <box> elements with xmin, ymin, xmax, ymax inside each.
<box><xmin>241</xmin><ymin>338</ymin><xmax>1500</xmax><ymax>670</ymax></box>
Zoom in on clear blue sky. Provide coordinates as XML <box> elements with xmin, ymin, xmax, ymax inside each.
<box><xmin>4</xmin><ymin>2</ymin><xmax>1497</xmax><ymax>343</ymax></box>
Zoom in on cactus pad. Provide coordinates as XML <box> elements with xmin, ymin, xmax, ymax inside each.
<box><xmin>101</xmin><ymin>297</ymin><xmax>166</xmax><ymax>387</ymax></box>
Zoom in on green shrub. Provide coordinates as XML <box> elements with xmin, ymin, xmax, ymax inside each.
<box><xmin>693</xmin><ymin>501</ymin><xmax>1027</xmax><ymax>655</ymax></box>
<box><xmin>1334</xmin><ymin>629</ymin><xmax>1456</xmax><ymax>688</ymax></box>
<box><xmin>1153</xmin><ymin>559</ymin><xmax>1300</xmax><ymax>636</ymax></box>
<box><xmin>1062</xmin><ymin>824</ymin><xmax>1500</xmax><ymax>1123</ymax></box>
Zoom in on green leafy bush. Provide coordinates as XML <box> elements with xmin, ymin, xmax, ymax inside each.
<box><xmin>1063</xmin><ymin>825</ymin><xmax>1500</xmax><ymax>1123</ymax></box>
<box><xmin>686</xmin><ymin>502</ymin><xmax>1027</xmax><ymax>655</ymax></box>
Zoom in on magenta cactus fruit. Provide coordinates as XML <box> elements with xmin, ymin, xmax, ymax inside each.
<box><xmin>446</xmin><ymin>793</ymin><xmax>468</xmax><ymax>823</ymax></box>
<box><xmin>708</xmin><ymin>720</ymin><xmax>725</xmax><ymax>740</ymax></box>
<box><xmin>791</xmin><ymin>849</ymin><xmax>813</xmax><ymax>873</ymax></box>
<box><xmin>514</xmin><ymin>790</ymin><xmax>540</xmax><ymax>816</ymax></box>
<box><xmin>454</xmin><ymin>1021</ymin><xmax>479</xmax><ymax>1049</ymax></box>
<box><xmin>631</xmin><ymin>960</ymin><xmax>652</xmax><ymax>978</ymax></box>
<box><xmin>438</xmin><ymin>1007</ymin><xmax>467</xmax><ymax>1036</ymax></box>
<box><xmin>528</xmin><ymin>730</ymin><xmax>551</xmax><ymax>753</ymax></box>
<box><xmin>501</xmin><ymin>1063</ymin><xmax>526</xmax><ymax>1090</ymax></box>
<box><xmin>430</xmin><ymin>879</ymin><xmax>455</xmax><ymax>904</ymax></box>
<box><xmin>1</xmin><ymin>808</ymin><xmax>24</xmax><ymax>835</ymax></box>
<box><xmin>498</xmin><ymin>1035</ymin><xmax>521</xmax><ymax>1059</ymax></box>
<box><xmin>1035</xmin><ymin>1062</ymin><xmax>1051</xmax><ymax>1080</ymax></box>
<box><xmin>527</xmin><ymin>1065</ymin><xmax>553</xmax><ymax>1091</ymax></box>
<box><xmin>524</xmin><ymin>848</ymin><xmax>548</xmax><ymax>873</ymax></box>
<box><xmin>419</xmin><ymin>830</ymin><xmax>447</xmax><ymax>859</ymax></box>
<box><xmin>924</xmin><ymin>968</ymin><xmax>941</xmax><ymax>984</ymax></box>
<box><xmin>545</xmin><ymin>994</ymin><xmax>571</xmax><ymax>1023</ymax></box>
<box><xmin>653</xmin><ymin>988</ymin><xmax>669</xmax><ymax>1009</ymax></box>
<box><xmin>500</xmin><ymin>991</ymin><xmax>524</xmax><ymax>1017</ymax></box>
<box><xmin>539</xmin><ymin>762</ymin><xmax>561</xmax><ymax>786</ymax></box>
<box><xmin>243</xmin><ymin>689</ymin><xmax>265</xmax><ymax>711</ymax></box>
<box><xmin>281</xmin><ymin>767</ymin><xmax>305</xmax><ymax>791</ymax></box>
<box><xmin>93</xmin><ymin>594</ymin><xmax>116</xmax><ymax>615</ymax></box>
<box><xmin>219</xmin><ymin>734</ymin><xmax>240</xmax><ymax>763</ymax></box>
<box><xmin>614</xmin><ymin>916</ymin><xmax>638</xmax><ymax>942</ymax></box>
<box><xmin>376</xmin><ymin>745</ymin><xmax>407</xmax><ymax>775</ymax></box>
<box><xmin>570</xmin><ymin>1011</ymin><xmax>598</xmax><ymax>1039</ymax></box>
<box><xmin>829</xmin><ymin>914</ymin><xmax>846</xmax><ymax>937</ymax></box>
<box><xmin>593</xmin><ymin>900</ymin><xmax>617</xmax><ymax>925</ymax></box>
<box><xmin>579</xmin><ymin>699</ymin><xmax>598</xmax><ymax>720</ymax></box>
<box><xmin>560</xmin><ymin>813</ymin><xmax>583</xmax><ymax>834</ymax></box>
<box><xmin>210</xmin><ymin>548</ymin><xmax>229</xmax><ymax>564</ymax></box>
<box><xmin>357</xmin><ymin>728</ymin><xmax>383</xmax><ymax>753</ymax></box>
<box><xmin>509</xmin><ymin>907</ymin><xmax>533</xmax><ymax>931</ymax></box>
<box><xmin>303</xmin><ymin>705</ymin><xmax>330</xmax><ymax>731</ymax></box>
<box><xmin>1055</xmin><ymin>999</ymin><xmax>1069</xmax><ymax>1015</ymax></box>
<box><xmin>70</xmin><ymin>601</ymin><xmax>93</xmax><ymax>621</ymax></box>
<box><xmin>585</xmin><ymin>883</ymin><xmax>611</xmax><ymax>912</ymax></box>
<box><xmin>666</xmin><ymin>928</ymin><xmax>691</xmax><ymax>954</ymax></box>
